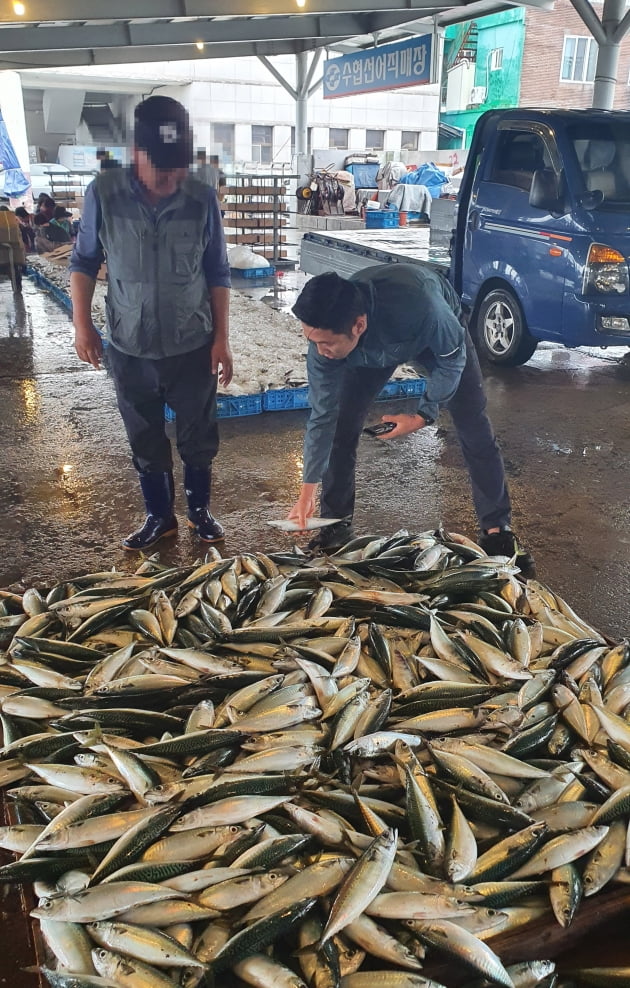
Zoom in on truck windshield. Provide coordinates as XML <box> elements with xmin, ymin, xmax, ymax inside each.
<box><xmin>569</xmin><ymin>122</ymin><xmax>630</xmax><ymax>208</ymax></box>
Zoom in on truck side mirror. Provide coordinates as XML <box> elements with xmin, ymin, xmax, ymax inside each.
<box><xmin>529</xmin><ymin>168</ymin><xmax>563</xmax><ymax>213</ymax></box>
<box><xmin>577</xmin><ymin>189</ymin><xmax>604</xmax><ymax>210</ymax></box>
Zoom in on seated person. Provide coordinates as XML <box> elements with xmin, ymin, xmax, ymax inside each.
<box><xmin>51</xmin><ymin>205</ymin><xmax>73</xmax><ymax>237</ymax></box>
<box><xmin>15</xmin><ymin>206</ymin><xmax>35</xmax><ymax>251</ymax></box>
<box><xmin>33</xmin><ymin>211</ymin><xmax>71</xmax><ymax>252</ymax></box>
<box><xmin>36</xmin><ymin>194</ymin><xmax>56</xmax><ymax>221</ymax></box>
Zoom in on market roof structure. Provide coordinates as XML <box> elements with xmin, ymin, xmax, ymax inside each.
<box><xmin>0</xmin><ymin>0</ymin><xmax>556</xmax><ymax>70</ymax></box>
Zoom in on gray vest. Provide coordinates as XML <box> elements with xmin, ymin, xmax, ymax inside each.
<box><xmin>97</xmin><ymin>168</ymin><xmax>213</xmax><ymax>358</ymax></box>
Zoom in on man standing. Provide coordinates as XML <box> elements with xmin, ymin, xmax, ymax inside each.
<box><xmin>288</xmin><ymin>264</ymin><xmax>534</xmax><ymax>574</ymax></box>
<box><xmin>70</xmin><ymin>95</ymin><xmax>232</xmax><ymax>551</ymax></box>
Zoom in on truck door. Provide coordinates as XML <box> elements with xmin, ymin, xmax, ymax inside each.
<box><xmin>463</xmin><ymin>121</ymin><xmax>571</xmax><ymax>347</ymax></box>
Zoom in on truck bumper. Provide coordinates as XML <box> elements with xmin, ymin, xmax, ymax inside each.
<box><xmin>562</xmin><ymin>294</ymin><xmax>630</xmax><ymax>347</ymax></box>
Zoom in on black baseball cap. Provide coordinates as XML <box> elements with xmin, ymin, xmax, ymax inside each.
<box><xmin>134</xmin><ymin>96</ymin><xmax>193</xmax><ymax>170</ymax></box>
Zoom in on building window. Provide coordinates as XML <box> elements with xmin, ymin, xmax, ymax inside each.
<box><xmin>561</xmin><ymin>36</ymin><xmax>597</xmax><ymax>83</ymax></box>
<box><xmin>329</xmin><ymin>127</ymin><xmax>349</xmax><ymax>149</ymax></box>
<box><xmin>490</xmin><ymin>48</ymin><xmax>503</xmax><ymax>71</ymax></box>
<box><xmin>252</xmin><ymin>125</ymin><xmax>273</xmax><ymax>164</ymax></box>
<box><xmin>366</xmin><ymin>129</ymin><xmax>384</xmax><ymax>150</ymax></box>
<box><xmin>401</xmin><ymin>131</ymin><xmax>419</xmax><ymax>151</ymax></box>
<box><xmin>211</xmin><ymin>123</ymin><xmax>234</xmax><ymax>164</ymax></box>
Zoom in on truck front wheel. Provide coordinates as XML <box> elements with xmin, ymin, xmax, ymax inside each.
<box><xmin>475</xmin><ymin>288</ymin><xmax>537</xmax><ymax>366</ymax></box>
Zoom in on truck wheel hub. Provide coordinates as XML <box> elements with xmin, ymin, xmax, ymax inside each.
<box><xmin>485</xmin><ymin>301</ymin><xmax>514</xmax><ymax>352</ymax></box>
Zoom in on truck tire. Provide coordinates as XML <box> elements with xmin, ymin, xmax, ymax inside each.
<box><xmin>476</xmin><ymin>288</ymin><xmax>538</xmax><ymax>366</ymax></box>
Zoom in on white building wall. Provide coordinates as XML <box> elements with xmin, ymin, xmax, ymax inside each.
<box><xmin>20</xmin><ymin>52</ymin><xmax>440</xmax><ymax>166</ymax></box>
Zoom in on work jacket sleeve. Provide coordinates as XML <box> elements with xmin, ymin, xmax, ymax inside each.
<box><xmin>202</xmin><ymin>189</ymin><xmax>231</xmax><ymax>289</ymax></box>
<box><xmin>415</xmin><ymin>302</ymin><xmax>467</xmax><ymax>424</ymax></box>
<box><xmin>69</xmin><ymin>181</ymin><xmax>104</xmax><ymax>280</ymax></box>
<box><xmin>303</xmin><ymin>343</ymin><xmax>346</xmax><ymax>484</ymax></box>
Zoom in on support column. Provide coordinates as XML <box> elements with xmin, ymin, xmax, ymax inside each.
<box><xmin>258</xmin><ymin>50</ymin><xmax>322</xmax><ymax>183</ymax></box>
<box><xmin>593</xmin><ymin>0</ymin><xmax>625</xmax><ymax>109</ymax></box>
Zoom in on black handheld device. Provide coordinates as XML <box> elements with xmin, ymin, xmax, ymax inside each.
<box><xmin>363</xmin><ymin>422</ymin><xmax>397</xmax><ymax>437</ymax></box>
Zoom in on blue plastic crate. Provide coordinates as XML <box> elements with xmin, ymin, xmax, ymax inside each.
<box><xmin>165</xmin><ymin>394</ymin><xmax>263</xmax><ymax>421</ymax></box>
<box><xmin>26</xmin><ymin>268</ymin><xmax>73</xmax><ymax>313</ymax></box>
<box><xmin>262</xmin><ymin>387</ymin><xmax>310</xmax><ymax>412</ymax></box>
<box><xmin>216</xmin><ymin>393</ymin><xmax>263</xmax><ymax>418</ymax></box>
<box><xmin>365</xmin><ymin>210</ymin><xmax>399</xmax><ymax>229</ymax></box>
<box><xmin>377</xmin><ymin>378</ymin><xmax>426</xmax><ymax>400</ymax></box>
<box><xmin>165</xmin><ymin>393</ymin><xmax>263</xmax><ymax>422</ymax></box>
<box><xmin>230</xmin><ymin>266</ymin><xmax>276</xmax><ymax>280</ymax></box>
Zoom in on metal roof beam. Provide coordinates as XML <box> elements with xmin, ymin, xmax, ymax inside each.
<box><xmin>0</xmin><ymin>39</ymin><xmax>325</xmax><ymax>71</ymax></box>
<box><xmin>0</xmin><ymin>11</ymin><xmax>432</xmax><ymax>52</ymax></box>
<box><xmin>0</xmin><ymin>0</ymin><xmax>546</xmax><ymax>22</ymax></box>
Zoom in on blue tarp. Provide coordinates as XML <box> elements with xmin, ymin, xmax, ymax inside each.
<box><xmin>345</xmin><ymin>162</ymin><xmax>379</xmax><ymax>189</ymax></box>
<box><xmin>400</xmin><ymin>162</ymin><xmax>448</xmax><ymax>199</ymax></box>
<box><xmin>0</xmin><ymin>112</ymin><xmax>29</xmax><ymax>198</ymax></box>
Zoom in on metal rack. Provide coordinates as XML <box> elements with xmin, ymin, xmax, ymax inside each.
<box><xmin>222</xmin><ymin>173</ymin><xmax>297</xmax><ymax>265</ymax></box>
<box><xmin>47</xmin><ymin>170</ymin><xmax>95</xmax><ymax>208</ymax></box>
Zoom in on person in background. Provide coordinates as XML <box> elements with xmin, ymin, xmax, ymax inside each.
<box><xmin>196</xmin><ymin>150</ymin><xmax>225</xmax><ymax>190</ymax></box>
<box><xmin>51</xmin><ymin>205</ymin><xmax>73</xmax><ymax>237</ymax></box>
<box><xmin>288</xmin><ymin>265</ymin><xmax>535</xmax><ymax>576</ymax></box>
<box><xmin>210</xmin><ymin>154</ymin><xmax>226</xmax><ymax>190</ymax></box>
<box><xmin>35</xmin><ymin>195</ymin><xmax>55</xmax><ymax>221</ymax></box>
<box><xmin>33</xmin><ymin>211</ymin><xmax>71</xmax><ymax>252</ymax></box>
<box><xmin>70</xmin><ymin>96</ymin><xmax>232</xmax><ymax>552</ymax></box>
<box><xmin>0</xmin><ymin>205</ymin><xmax>25</xmax><ymax>291</ymax></box>
<box><xmin>15</xmin><ymin>206</ymin><xmax>35</xmax><ymax>252</ymax></box>
<box><xmin>96</xmin><ymin>148</ymin><xmax>119</xmax><ymax>171</ymax></box>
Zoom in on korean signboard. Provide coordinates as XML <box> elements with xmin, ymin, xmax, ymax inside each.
<box><xmin>323</xmin><ymin>35</ymin><xmax>432</xmax><ymax>100</ymax></box>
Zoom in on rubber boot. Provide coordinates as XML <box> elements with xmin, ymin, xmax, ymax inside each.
<box><xmin>184</xmin><ymin>464</ymin><xmax>225</xmax><ymax>543</ymax></box>
<box><xmin>478</xmin><ymin>528</ymin><xmax>536</xmax><ymax>580</ymax></box>
<box><xmin>123</xmin><ymin>471</ymin><xmax>178</xmax><ymax>551</ymax></box>
<box><xmin>308</xmin><ymin>519</ymin><xmax>355</xmax><ymax>554</ymax></box>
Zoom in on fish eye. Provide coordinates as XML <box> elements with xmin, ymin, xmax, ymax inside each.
<box><xmin>41</xmin><ymin>899</ymin><xmax>52</xmax><ymax>909</ymax></box>
<box><xmin>229</xmin><ymin>826</ymin><xmax>239</xmax><ymax>833</ymax></box>
<box><xmin>107</xmin><ymin>778</ymin><xmax>119</xmax><ymax>785</ymax></box>
<box><xmin>98</xmin><ymin>949</ymin><xmax>108</xmax><ymax>959</ymax></box>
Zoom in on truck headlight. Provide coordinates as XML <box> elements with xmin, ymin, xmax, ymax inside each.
<box><xmin>584</xmin><ymin>243</ymin><xmax>629</xmax><ymax>295</ymax></box>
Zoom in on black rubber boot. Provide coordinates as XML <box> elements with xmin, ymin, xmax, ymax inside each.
<box><xmin>184</xmin><ymin>464</ymin><xmax>225</xmax><ymax>543</ymax></box>
<box><xmin>123</xmin><ymin>471</ymin><xmax>178</xmax><ymax>551</ymax></box>
<box><xmin>308</xmin><ymin>519</ymin><xmax>356</xmax><ymax>554</ymax></box>
<box><xmin>478</xmin><ymin>528</ymin><xmax>536</xmax><ymax>579</ymax></box>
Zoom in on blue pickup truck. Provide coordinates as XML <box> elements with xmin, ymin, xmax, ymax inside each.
<box><xmin>300</xmin><ymin>108</ymin><xmax>630</xmax><ymax>366</ymax></box>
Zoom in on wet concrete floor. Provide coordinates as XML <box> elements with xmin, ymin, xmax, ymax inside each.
<box><xmin>0</xmin><ymin>272</ymin><xmax>630</xmax><ymax>979</ymax></box>
<box><xmin>1</xmin><ymin>275</ymin><xmax>630</xmax><ymax>640</ymax></box>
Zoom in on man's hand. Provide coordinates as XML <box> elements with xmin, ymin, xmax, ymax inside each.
<box><xmin>211</xmin><ymin>339</ymin><xmax>233</xmax><ymax>388</ymax></box>
<box><xmin>74</xmin><ymin>324</ymin><xmax>103</xmax><ymax>370</ymax></box>
<box><xmin>377</xmin><ymin>412</ymin><xmax>428</xmax><ymax>439</ymax></box>
<box><xmin>287</xmin><ymin>482</ymin><xmax>318</xmax><ymax>534</ymax></box>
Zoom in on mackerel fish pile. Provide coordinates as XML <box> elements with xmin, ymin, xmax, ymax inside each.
<box><xmin>0</xmin><ymin>529</ymin><xmax>629</xmax><ymax>988</ymax></box>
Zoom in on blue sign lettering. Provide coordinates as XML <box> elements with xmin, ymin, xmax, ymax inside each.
<box><xmin>323</xmin><ymin>35</ymin><xmax>432</xmax><ymax>99</ymax></box>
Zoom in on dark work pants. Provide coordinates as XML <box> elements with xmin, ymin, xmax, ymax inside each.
<box><xmin>107</xmin><ymin>343</ymin><xmax>219</xmax><ymax>474</ymax></box>
<box><xmin>319</xmin><ymin>331</ymin><xmax>512</xmax><ymax>532</ymax></box>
